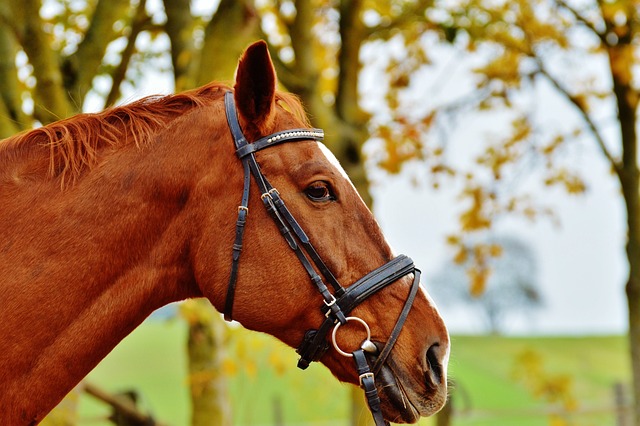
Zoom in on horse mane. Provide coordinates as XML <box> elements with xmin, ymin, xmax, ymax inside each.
<box><xmin>1</xmin><ymin>82</ymin><xmax>310</xmax><ymax>187</ymax></box>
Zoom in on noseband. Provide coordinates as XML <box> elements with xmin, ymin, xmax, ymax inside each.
<box><xmin>223</xmin><ymin>92</ymin><xmax>421</xmax><ymax>425</ymax></box>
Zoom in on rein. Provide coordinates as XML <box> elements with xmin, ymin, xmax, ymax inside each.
<box><xmin>223</xmin><ymin>91</ymin><xmax>421</xmax><ymax>425</ymax></box>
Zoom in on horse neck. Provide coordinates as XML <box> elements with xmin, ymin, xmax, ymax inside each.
<box><xmin>0</xmin><ymin>106</ymin><xmax>234</xmax><ymax>422</ymax></box>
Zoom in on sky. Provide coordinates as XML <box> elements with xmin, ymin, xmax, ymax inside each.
<box><xmin>82</xmin><ymin>4</ymin><xmax>630</xmax><ymax>336</ymax></box>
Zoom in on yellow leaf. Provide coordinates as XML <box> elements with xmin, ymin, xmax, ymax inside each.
<box><xmin>453</xmin><ymin>247</ymin><xmax>468</xmax><ymax>265</ymax></box>
<box><xmin>446</xmin><ymin>234</ymin><xmax>461</xmax><ymax>245</ymax></box>
<box><xmin>488</xmin><ymin>243</ymin><xmax>503</xmax><ymax>257</ymax></box>
<box><xmin>245</xmin><ymin>360</ymin><xmax>258</xmax><ymax>379</ymax></box>
<box><xmin>549</xmin><ymin>415</ymin><xmax>568</xmax><ymax>426</ymax></box>
<box><xmin>467</xmin><ymin>267</ymin><xmax>490</xmax><ymax>296</ymax></box>
<box><xmin>268</xmin><ymin>351</ymin><xmax>289</xmax><ymax>376</ymax></box>
<box><xmin>221</xmin><ymin>359</ymin><xmax>237</xmax><ymax>376</ymax></box>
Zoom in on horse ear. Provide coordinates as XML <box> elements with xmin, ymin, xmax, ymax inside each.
<box><xmin>234</xmin><ymin>40</ymin><xmax>276</xmax><ymax>132</ymax></box>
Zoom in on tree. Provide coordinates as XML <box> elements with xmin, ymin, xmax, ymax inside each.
<box><xmin>430</xmin><ymin>234</ymin><xmax>542</xmax><ymax>334</ymax></box>
<box><xmin>369</xmin><ymin>0</ymin><xmax>639</xmax><ymax>423</ymax></box>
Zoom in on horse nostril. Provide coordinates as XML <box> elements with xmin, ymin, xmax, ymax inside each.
<box><xmin>426</xmin><ymin>343</ymin><xmax>443</xmax><ymax>384</ymax></box>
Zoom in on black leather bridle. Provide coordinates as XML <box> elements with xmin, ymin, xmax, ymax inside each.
<box><xmin>223</xmin><ymin>91</ymin><xmax>422</xmax><ymax>425</ymax></box>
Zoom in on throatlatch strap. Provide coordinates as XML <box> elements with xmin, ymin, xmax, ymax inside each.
<box><xmin>353</xmin><ymin>349</ymin><xmax>389</xmax><ymax>426</ymax></box>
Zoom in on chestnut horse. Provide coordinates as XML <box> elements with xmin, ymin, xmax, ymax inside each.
<box><xmin>0</xmin><ymin>41</ymin><xmax>449</xmax><ymax>424</ymax></box>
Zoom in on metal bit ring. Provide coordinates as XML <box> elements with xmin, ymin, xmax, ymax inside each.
<box><xmin>331</xmin><ymin>316</ymin><xmax>371</xmax><ymax>358</ymax></box>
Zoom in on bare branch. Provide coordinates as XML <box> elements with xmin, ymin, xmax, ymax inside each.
<box><xmin>83</xmin><ymin>382</ymin><xmax>167</xmax><ymax>426</ymax></box>
<box><xmin>555</xmin><ymin>0</ymin><xmax>608</xmax><ymax>44</ymax></box>
<box><xmin>104</xmin><ymin>0</ymin><xmax>150</xmax><ymax>108</ymax></box>
<box><xmin>534</xmin><ymin>58</ymin><xmax>621</xmax><ymax>172</ymax></box>
<box><xmin>65</xmin><ymin>0</ymin><xmax>131</xmax><ymax>105</ymax></box>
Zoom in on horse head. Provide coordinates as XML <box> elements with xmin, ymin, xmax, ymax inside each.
<box><xmin>193</xmin><ymin>41</ymin><xmax>450</xmax><ymax>423</ymax></box>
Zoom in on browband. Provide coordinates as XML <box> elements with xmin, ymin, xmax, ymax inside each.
<box><xmin>236</xmin><ymin>128</ymin><xmax>325</xmax><ymax>158</ymax></box>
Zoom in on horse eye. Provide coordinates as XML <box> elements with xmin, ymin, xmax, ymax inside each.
<box><xmin>304</xmin><ymin>182</ymin><xmax>335</xmax><ymax>202</ymax></box>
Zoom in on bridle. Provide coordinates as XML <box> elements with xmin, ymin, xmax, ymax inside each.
<box><xmin>223</xmin><ymin>91</ymin><xmax>422</xmax><ymax>425</ymax></box>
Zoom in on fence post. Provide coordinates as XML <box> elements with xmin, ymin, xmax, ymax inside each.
<box><xmin>615</xmin><ymin>382</ymin><xmax>629</xmax><ymax>426</ymax></box>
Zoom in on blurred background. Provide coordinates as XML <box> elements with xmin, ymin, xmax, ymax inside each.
<box><xmin>0</xmin><ymin>0</ymin><xmax>636</xmax><ymax>425</ymax></box>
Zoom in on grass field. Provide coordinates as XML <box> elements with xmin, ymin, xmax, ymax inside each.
<box><xmin>73</xmin><ymin>320</ymin><xmax>630</xmax><ymax>426</ymax></box>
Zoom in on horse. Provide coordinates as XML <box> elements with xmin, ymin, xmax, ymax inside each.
<box><xmin>0</xmin><ymin>40</ymin><xmax>449</xmax><ymax>425</ymax></box>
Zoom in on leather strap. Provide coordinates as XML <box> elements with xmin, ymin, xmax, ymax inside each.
<box><xmin>372</xmin><ymin>268</ymin><xmax>421</xmax><ymax>374</ymax></box>
<box><xmin>222</xmin><ymin>174</ymin><xmax>249</xmax><ymax>321</ymax></box>
<box><xmin>353</xmin><ymin>349</ymin><xmax>389</xmax><ymax>426</ymax></box>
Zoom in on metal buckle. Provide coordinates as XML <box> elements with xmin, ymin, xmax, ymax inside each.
<box><xmin>238</xmin><ymin>206</ymin><xmax>248</xmax><ymax>213</ymax></box>
<box><xmin>323</xmin><ymin>294</ymin><xmax>337</xmax><ymax>317</ymax></box>
<box><xmin>359</xmin><ymin>372</ymin><xmax>375</xmax><ymax>387</ymax></box>
<box><xmin>260</xmin><ymin>192</ymin><xmax>272</xmax><ymax>201</ymax></box>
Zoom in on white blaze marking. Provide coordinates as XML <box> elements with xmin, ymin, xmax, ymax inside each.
<box><xmin>316</xmin><ymin>142</ymin><xmax>350</xmax><ymax>180</ymax></box>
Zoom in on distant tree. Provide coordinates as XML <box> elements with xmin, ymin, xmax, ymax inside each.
<box><xmin>430</xmin><ymin>235</ymin><xmax>542</xmax><ymax>334</ymax></box>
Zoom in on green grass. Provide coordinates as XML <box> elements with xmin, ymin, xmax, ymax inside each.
<box><xmin>448</xmin><ymin>335</ymin><xmax>630</xmax><ymax>426</ymax></box>
<box><xmin>73</xmin><ymin>321</ymin><xmax>630</xmax><ymax>426</ymax></box>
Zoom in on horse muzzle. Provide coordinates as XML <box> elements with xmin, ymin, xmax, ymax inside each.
<box><xmin>375</xmin><ymin>342</ymin><xmax>449</xmax><ymax>423</ymax></box>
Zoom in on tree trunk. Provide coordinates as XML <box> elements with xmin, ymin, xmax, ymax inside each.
<box><xmin>621</xmin><ymin>159</ymin><xmax>640</xmax><ymax>426</ymax></box>
<box><xmin>15</xmin><ymin>0</ymin><xmax>73</xmax><ymax>123</ymax></box>
<box><xmin>604</xmin><ymin>10</ymin><xmax>639</xmax><ymax>423</ymax></box>
<box><xmin>621</xmin><ymin>165</ymin><xmax>640</xmax><ymax>426</ymax></box>
<box><xmin>196</xmin><ymin>0</ymin><xmax>260</xmax><ymax>87</ymax></box>
<box><xmin>184</xmin><ymin>299</ymin><xmax>232</xmax><ymax>426</ymax></box>
<box><xmin>0</xmin><ymin>24</ymin><xmax>24</xmax><ymax>136</ymax></box>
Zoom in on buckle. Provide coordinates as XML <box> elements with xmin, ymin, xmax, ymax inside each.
<box><xmin>323</xmin><ymin>294</ymin><xmax>337</xmax><ymax>315</ymax></box>
<box><xmin>359</xmin><ymin>372</ymin><xmax>375</xmax><ymax>387</ymax></box>
<box><xmin>260</xmin><ymin>192</ymin><xmax>272</xmax><ymax>201</ymax></box>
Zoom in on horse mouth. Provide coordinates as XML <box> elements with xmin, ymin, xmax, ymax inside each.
<box><xmin>374</xmin><ymin>354</ymin><xmax>448</xmax><ymax>424</ymax></box>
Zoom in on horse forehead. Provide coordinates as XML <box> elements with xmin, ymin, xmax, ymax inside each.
<box><xmin>315</xmin><ymin>142</ymin><xmax>349</xmax><ymax>180</ymax></box>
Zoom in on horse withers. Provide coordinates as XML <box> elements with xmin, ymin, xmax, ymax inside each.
<box><xmin>0</xmin><ymin>40</ymin><xmax>449</xmax><ymax>424</ymax></box>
